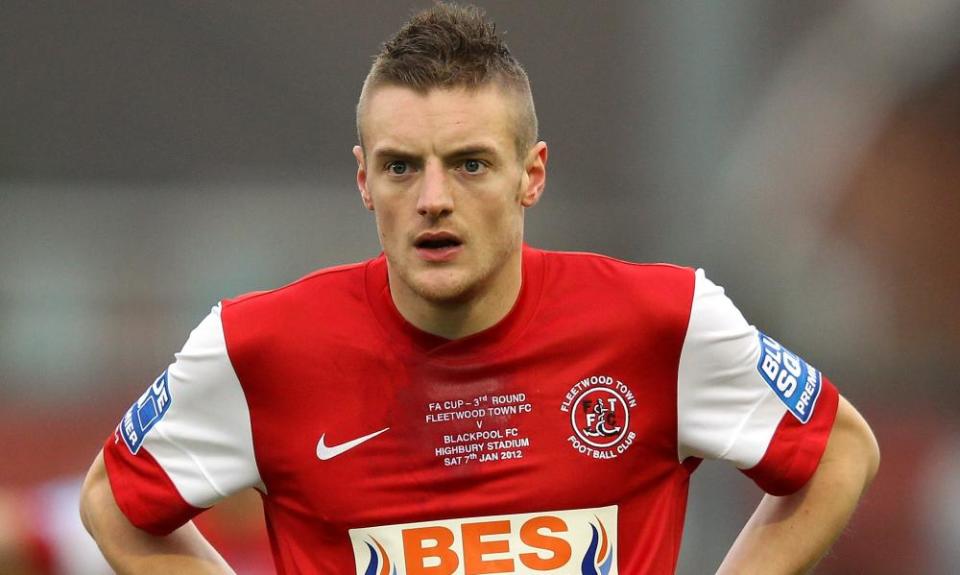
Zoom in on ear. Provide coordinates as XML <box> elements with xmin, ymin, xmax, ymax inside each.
<box><xmin>353</xmin><ymin>145</ymin><xmax>375</xmax><ymax>211</ymax></box>
<box><xmin>520</xmin><ymin>141</ymin><xmax>548</xmax><ymax>208</ymax></box>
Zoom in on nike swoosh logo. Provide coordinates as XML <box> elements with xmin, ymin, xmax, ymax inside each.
<box><xmin>316</xmin><ymin>427</ymin><xmax>390</xmax><ymax>461</ymax></box>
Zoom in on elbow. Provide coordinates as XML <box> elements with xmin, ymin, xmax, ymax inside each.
<box><xmin>828</xmin><ymin>396</ymin><xmax>881</xmax><ymax>494</ymax></box>
<box><xmin>839</xmin><ymin>396</ymin><xmax>881</xmax><ymax>492</ymax></box>
<box><xmin>861</xmin><ymin>420</ymin><xmax>881</xmax><ymax>489</ymax></box>
<box><xmin>78</xmin><ymin>476</ymin><xmax>96</xmax><ymax>537</ymax></box>
<box><xmin>78</xmin><ymin>450</ymin><xmax>109</xmax><ymax>538</ymax></box>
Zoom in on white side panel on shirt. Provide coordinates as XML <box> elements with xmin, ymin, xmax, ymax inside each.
<box><xmin>676</xmin><ymin>269</ymin><xmax>787</xmax><ymax>469</ymax></box>
<box><xmin>141</xmin><ymin>304</ymin><xmax>263</xmax><ymax>507</ymax></box>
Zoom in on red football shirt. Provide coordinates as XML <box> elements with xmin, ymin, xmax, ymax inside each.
<box><xmin>103</xmin><ymin>246</ymin><xmax>838</xmax><ymax>574</ymax></box>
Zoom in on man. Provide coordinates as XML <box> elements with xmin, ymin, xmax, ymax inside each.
<box><xmin>79</xmin><ymin>4</ymin><xmax>879</xmax><ymax>574</ymax></box>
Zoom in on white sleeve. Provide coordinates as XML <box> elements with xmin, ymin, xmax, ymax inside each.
<box><xmin>115</xmin><ymin>304</ymin><xmax>264</xmax><ymax>509</ymax></box>
<box><xmin>676</xmin><ymin>269</ymin><xmax>789</xmax><ymax>468</ymax></box>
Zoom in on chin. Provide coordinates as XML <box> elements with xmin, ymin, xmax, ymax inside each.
<box><xmin>408</xmin><ymin>270</ymin><xmax>477</xmax><ymax>304</ymax></box>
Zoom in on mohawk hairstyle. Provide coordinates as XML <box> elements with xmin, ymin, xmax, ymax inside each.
<box><xmin>357</xmin><ymin>3</ymin><xmax>538</xmax><ymax>157</ymax></box>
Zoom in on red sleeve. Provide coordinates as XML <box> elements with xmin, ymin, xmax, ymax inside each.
<box><xmin>741</xmin><ymin>376</ymin><xmax>840</xmax><ymax>495</ymax></box>
<box><xmin>102</xmin><ymin>431</ymin><xmax>205</xmax><ymax>536</ymax></box>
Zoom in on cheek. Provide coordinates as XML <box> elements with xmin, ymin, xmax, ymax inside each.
<box><xmin>481</xmin><ymin>203</ymin><xmax>523</xmax><ymax>245</ymax></box>
<box><xmin>373</xmin><ymin>206</ymin><xmax>399</xmax><ymax>245</ymax></box>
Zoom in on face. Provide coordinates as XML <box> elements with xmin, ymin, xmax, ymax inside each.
<box><xmin>354</xmin><ymin>84</ymin><xmax>547</xmax><ymax>308</ymax></box>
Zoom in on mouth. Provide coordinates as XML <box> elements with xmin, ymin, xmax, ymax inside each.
<box><xmin>414</xmin><ymin>232</ymin><xmax>463</xmax><ymax>262</ymax></box>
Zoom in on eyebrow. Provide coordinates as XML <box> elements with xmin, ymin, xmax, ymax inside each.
<box><xmin>370</xmin><ymin>144</ymin><xmax>501</xmax><ymax>163</ymax></box>
<box><xmin>445</xmin><ymin>144</ymin><xmax>499</xmax><ymax>160</ymax></box>
<box><xmin>370</xmin><ymin>147</ymin><xmax>418</xmax><ymax>163</ymax></box>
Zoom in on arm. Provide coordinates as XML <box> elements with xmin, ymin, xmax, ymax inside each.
<box><xmin>79</xmin><ymin>450</ymin><xmax>235</xmax><ymax>575</ymax></box>
<box><xmin>717</xmin><ymin>395</ymin><xmax>880</xmax><ymax>574</ymax></box>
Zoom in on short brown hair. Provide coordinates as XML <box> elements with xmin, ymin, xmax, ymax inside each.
<box><xmin>356</xmin><ymin>3</ymin><xmax>538</xmax><ymax>157</ymax></box>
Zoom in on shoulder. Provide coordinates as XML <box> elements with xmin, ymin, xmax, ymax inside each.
<box><xmin>529</xmin><ymin>248</ymin><xmax>698</xmax><ymax>336</ymax></box>
<box><xmin>219</xmin><ymin>258</ymin><xmax>380</xmax><ymax>335</ymax></box>
<box><xmin>223</xmin><ymin>259</ymin><xmax>371</xmax><ymax>312</ymax></box>
<box><xmin>218</xmin><ymin>257</ymin><xmax>379</xmax><ymax>350</ymax></box>
<box><xmin>538</xmin><ymin>248</ymin><xmax>692</xmax><ymax>283</ymax></box>
<box><xmin>537</xmin><ymin>248</ymin><xmax>695</xmax><ymax>305</ymax></box>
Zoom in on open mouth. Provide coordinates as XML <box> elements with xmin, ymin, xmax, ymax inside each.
<box><xmin>415</xmin><ymin>237</ymin><xmax>462</xmax><ymax>250</ymax></box>
<box><xmin>414</xmin><ymin>232</ymin><xmax>463</xmax><ymax>260</ymax></box>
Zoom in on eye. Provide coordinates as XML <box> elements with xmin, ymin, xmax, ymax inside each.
<box><xmin>461</xmin><ymin>159</ymin><xmax>485</xmax><ymax>174</ymax></box>
<box><xmin>386</xmin><ymin>161</ymin><xmax>409</xmax><ymax>175</ymax></box>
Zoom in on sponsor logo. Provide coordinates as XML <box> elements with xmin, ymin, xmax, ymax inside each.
<box><xmin>756</xmin><ymin>332</ymin><xmax>822</xmax><ymax>423</ymax></box>
<box><xmin>350</xmin><ymin>506</ymin><xmax>618</xmax><ymax>575</ymax></box>
<box><xmin>363</xmin><ymin>536</ymin><xmax>398</xmax><ymax>575</ymax></box>
<box><xmin>316</xmin><ymin>427</ymin><xmax>390</xmax><ymax>461</ymax></box>
<box><xmin>117</xmin><ymin>370</ymin><xmax>172</xmax><ymax>454</ymax></box>
<box><xmin>560</xmin><ymin>375</ymin><xmax>637</xmax><ymax>460</ymax></box>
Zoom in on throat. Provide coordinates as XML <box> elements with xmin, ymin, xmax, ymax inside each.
<box><xmin>387</xmin><ymin>260</ymin><xmax>523</xmax><ymax>340</ymax></box>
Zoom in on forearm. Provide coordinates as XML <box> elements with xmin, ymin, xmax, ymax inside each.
<box><xmin>717</xmin><ymin>397</ymin><xmax>880</xmax><ymax>574</ymax></box>
<box><xmin>80</xmin><ymin>450</ymin><xmax>235</xmax><ymax>575</ymax></box>
<box><xmin>717</xmin><ymin>469</ymin><xmax>863</xmax><ymax>574</ymax></box>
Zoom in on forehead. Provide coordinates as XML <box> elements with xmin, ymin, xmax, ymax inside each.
<box><xmin>361</xmin><ymin>84</ymin><xmax>518</xmax><ymax>157</ymax></box>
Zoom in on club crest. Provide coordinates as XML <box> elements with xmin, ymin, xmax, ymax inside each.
<box><xmin>561</xmin><ymin>375</ymin><xmax>637</xmax><ymax>460</ymax></box>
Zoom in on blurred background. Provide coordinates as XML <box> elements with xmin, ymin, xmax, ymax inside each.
<box><xmin>1</xmin><ymin>1</ymin><xmax>958</xmax><ymax>573</ymax></box>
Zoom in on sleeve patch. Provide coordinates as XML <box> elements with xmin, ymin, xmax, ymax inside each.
<box><xmin>118</xmin><ymin>370</ymin><xmax>173</xmax><ymax>454</ymax></box>
<box><xmin>756</xmin><ymin>332</ymin><xmax>821</xmax><ymax>423</ymax></box>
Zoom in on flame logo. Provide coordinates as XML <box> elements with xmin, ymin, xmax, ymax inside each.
<box><xmin>363</xmin><ymin>537</ymin><xmax>397</xmax><ymax>575</ymax></box>
<box><xmin>580</xmin><ymin>515</ymin><xmax>614</xmax><ymax>575</ymax></box>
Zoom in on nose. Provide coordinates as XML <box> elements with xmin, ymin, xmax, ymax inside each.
<box><xmin>416</xmin><ymin>160</ymin><xmax>454</xmax><ymax>217</ymax></box>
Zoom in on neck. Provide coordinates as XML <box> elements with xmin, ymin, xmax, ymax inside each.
<box><xmin>389</xmin><ymin>252</ymin><xmax>523</xmax><ymax>340</ymax></box>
